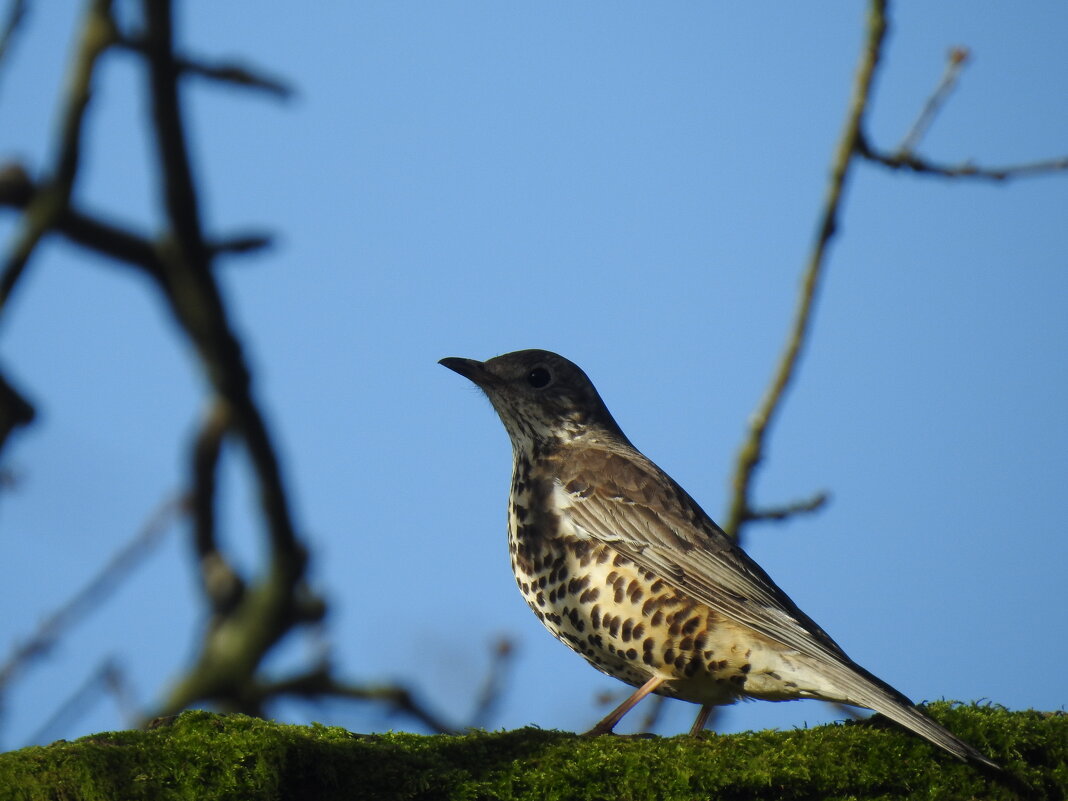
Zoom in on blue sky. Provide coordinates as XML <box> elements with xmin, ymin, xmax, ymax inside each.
<box><xmin>1</xmin><ymin>3</ymin><xmax>1066</xmax><ymax>749</ymax></box>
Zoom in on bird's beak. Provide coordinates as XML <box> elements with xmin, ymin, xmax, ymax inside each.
<box><xmin>439</xmin><ymin>357</ymin><xmax>491</xmax><ymax>386</ymax></box>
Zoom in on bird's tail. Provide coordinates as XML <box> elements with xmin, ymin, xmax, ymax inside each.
<box><xmin>828</xmin><ymin>662</ymin><xmax>1001</xmax><ymax>770</ymax></box>
<box><xmin>864</xmin><ymin>695</ymin><xmax>999</xmax><ymax>769</ymax></box>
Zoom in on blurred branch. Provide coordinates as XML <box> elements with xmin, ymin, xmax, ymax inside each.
<box><xmin>723</xmin><ymin>0</ymin><xmax>888</xmax><ymax>540</ymax></box>
<box><xmin>137</xmin><ymin>0</ymin><xmax>322</xmax><ymax>720</ymax></box>
<box><xmin>210</xmin><ymin>232</ymin><xmax>273</xmax><ymax>257</ymax></box>
<box><xmin>896</xmin><ymin>47</ymin><xmax>970</xmax><ymax>156</ymax></box>
<box><xmin>858</xmin><ymin>140</ymin><xmax>1068</xmax><ymax>182</ymax></box>
<box><xmin>0</xmin><ymin>495</ymin><xmax>184</xmax><ymax>695</ymax></box>
<box><xmin>252</xmin><ymin>667</ymin><xmax>458</xmax><ymax>735</ymax></box>
<box><xmin>860</xmin><ymin>44</ymin><xmax>1068</xmax><ymax>181</ymax></box>
<box><xmin>0</xmin><ymin>163</ymin><xmax>164</xmax><ymax>276</ymax></box>
<box><xmin>0</xmin><ymin>365</ymin><xmax>34</xmax><ymax>457</ymax></box>
<box><xmin>637</xmin><ymin>693</ymin><xmax>667</xmax><ymax>734</ymax></box>
<box><xmin>116</xmin><ymin>35</ymin><xmax>293</xmax><ymax>99</ymax></box>
<box><xmin>467</xmin><ymin>636</ymin><xmax>516</xmax><ymax>731</ymax></box>
<box><xmin>0</xmin><ymin>0</ymin><xmax>27</xmax><ymax>72</ymax></box>
<box><xmin>748</xmin><ymin>491</ymin><xmax>829</xmax><ymax>524</ymax></box>
<box><xmin>25</xmin><ymin>658</ymin><xmax>137</xmax><ymax>747</ymax></box>
<box><xmin>0</xmin><ymin>0</ymin><xmax>116</xmax><ymax>312</ymax></box>
<box><xmin>190</xmin><ymin>400</ymin><xmax>245</xmax><ymax>617</ymax></box>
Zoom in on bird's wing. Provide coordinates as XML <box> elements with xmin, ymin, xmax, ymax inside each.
<box><xmin>551</xmin><ymin>445</ymin><xmax>857</xmax><ymax>669</ymax></box>
<box><xmin>550</xmin><ymin>444</ymin><xmax>1004</xmax><ymax>769</ymax></box>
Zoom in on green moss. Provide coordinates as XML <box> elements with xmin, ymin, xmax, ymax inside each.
<box><xmin>1</xmin><ymin>703</ymin><xmax>1063</xmax><ymax>800</ymax></box>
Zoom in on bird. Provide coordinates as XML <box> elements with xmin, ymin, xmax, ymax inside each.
<box><xmin>439</xmin><ymin>348</ymin><xmax>998</xmax><ymax>769</ymax></box>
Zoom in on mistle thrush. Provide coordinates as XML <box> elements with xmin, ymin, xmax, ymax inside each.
<box><xmin>440</xmin><ymin>348</ymin><xmax>998</xmax><ymax>769</ymax></box>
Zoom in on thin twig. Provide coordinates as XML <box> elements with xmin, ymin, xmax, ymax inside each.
<box><xmin>0</xmin><ymin>0</ymin><xmax>116</xmax><ymax>311</ymax></box>
<box><xmin>897</xmin><ymin>47</ymin><xmax>969</xmax><ymax>155</ymax></box>
<box><xmin>23</xmin><ymin>658</ymin><xmax>136</xmax><ymax>746</ymax></box>
<box><xmin>637</xmin><ymin>694</ymin><xmax>667</xmax><ymax>734</ymax></box>
<box><xmin>723</xmin><ymin>0</ymin><xmax>888</xmax><ymax>540</ymax></box>
<box><xmin>747</xmin><ymin>491</ymin><xmax>829</xmax><ymax>524</ymax></box>
<box><xmin>0</xmin><ymin>495</ymin><xmax>185</xmax><ymax>693</ymax></box>
<box><xmin>467</xmin><ymin>636</ymin><xmax>516</xmax><ymax>730</ymax></box>
<box><xmin>859</xmin><ymin>140</ymin><xmax>1068</xmax><ymax>182</ymax></box>
<box><xmin>0</xmin><ymin>0</ymin><xmax>27</xmax><ymax>71</ymax></box>
<box><xmin>115</xmin><ymin>36</ymin><xmax>293</xmax><ymax>99</ymax></box>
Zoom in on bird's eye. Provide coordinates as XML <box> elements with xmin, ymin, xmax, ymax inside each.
<box><xmin>527</xmin><ymin>366</ymin><xmax>552</xmax><ymax>389</ymax></box>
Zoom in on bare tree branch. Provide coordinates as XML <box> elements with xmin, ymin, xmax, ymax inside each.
<box><xmin>862</xmin><ymin>42</ymin><xmax>1068</xmax><ymax>181</ymax></box>
<box><xmin>190</xmin><ymin>400</ymin><xmax>245</xmax><ymax>617</ymax></box>
<box><xmin>0</xmin><ymin>163</ymin><xmax>164</xmax><ymax>276</ymax></box>
<box><xmin>858</xmin><ymin>139</ymin><xmax>1068</xmax><ymax>182</ymax></box>
<box><xmin>723</xmin><ymin>0</ymin><xmax>888</xmax><ymax>540</ymax></box>
<box><xmin>0</xmin><ymin>0</ymin><xmax>116</xmax><ymax>311</ymax></box>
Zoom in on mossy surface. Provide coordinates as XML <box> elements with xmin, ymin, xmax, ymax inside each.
<box><xmin>0</xmin><ymin>702</ymin><xmax>1064</xmax><ymax>800</ymax></box>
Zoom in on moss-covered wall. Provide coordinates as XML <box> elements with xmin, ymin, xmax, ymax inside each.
<box><xmin>1</xmin><ymin>703</ymin><xmax>1064</xmax><ymax>800</ymax></box>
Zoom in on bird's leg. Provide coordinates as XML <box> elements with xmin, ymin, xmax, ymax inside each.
<box><xmin>689</xmin><ymin>704</ymin><xmax>713</xmax><ymax>736</ymax></box>
<box><xmin>584</xmin><ymin>676</ymin><xmax>665</xmax><ymax>736</ymax></box>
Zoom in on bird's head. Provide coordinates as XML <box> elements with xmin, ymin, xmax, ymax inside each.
<box><xmin>439</xmin><ymin>349</ymin><xmax>626</xmax><ymax>453</ymax></box>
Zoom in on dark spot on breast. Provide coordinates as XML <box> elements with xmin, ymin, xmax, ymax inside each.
<box><xmin>568</xmin><ymin>576</ymin><xmax>590</xmax><ymax>594</ymax></box>
<box><xmin>650</xmin><ymin>579</ymin><xmax>666</xmax><ymax>593</ymax></box>
<box><xmin>740</xmin><ymin>663</ymin><xmax>751</xmax><ymax>674</ymax></box>
<box><xmin>681</xmin><ymin>616</ymin><xmax>701</xmax><ymax>635</ymax></box>
<box><xmin>626</xmin><ymin>648</ymin><xmax>638</xmax><ymax>661</ymax></box>
<box><xmin>631</xmin><ymin>623</ymin><xmax>644</xmax><ymax>640</ymax></box>
<box><xmin>607</xmin><ymin>616</ymin><xmax>621</xmax><ymax>637</ymax></box>
<box><xmin>650</xmin><ymin>610</ymin><xmax>664</xmax><ymax>627</ymax></box>
<box><xmin>579</xmin><ymin>587</ymin><xmax>599</xmax><ymax>603</ymax></box>
<box><xmin>679</xmin><ymin>636</ymin><xmax>694</xmax><ymax>651</ymax></box>
<box><xmin>591</xmin><ymin>605</ymin><xmax>601</xmax><ymax>629</ymax></box>
<box><xmin>514</xmin><ymin>506</ymin><xmax>528</xmax><ymax>522</ymax></box>
<box><xmin>621</xmin><ymin>620</ymin><xmax>634</xmax><ymax>642</ymax></box>
<box><xmin>663</xmin><ymin>647</ymin><xmax>675</xmax><ymax>663</ymax></box>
